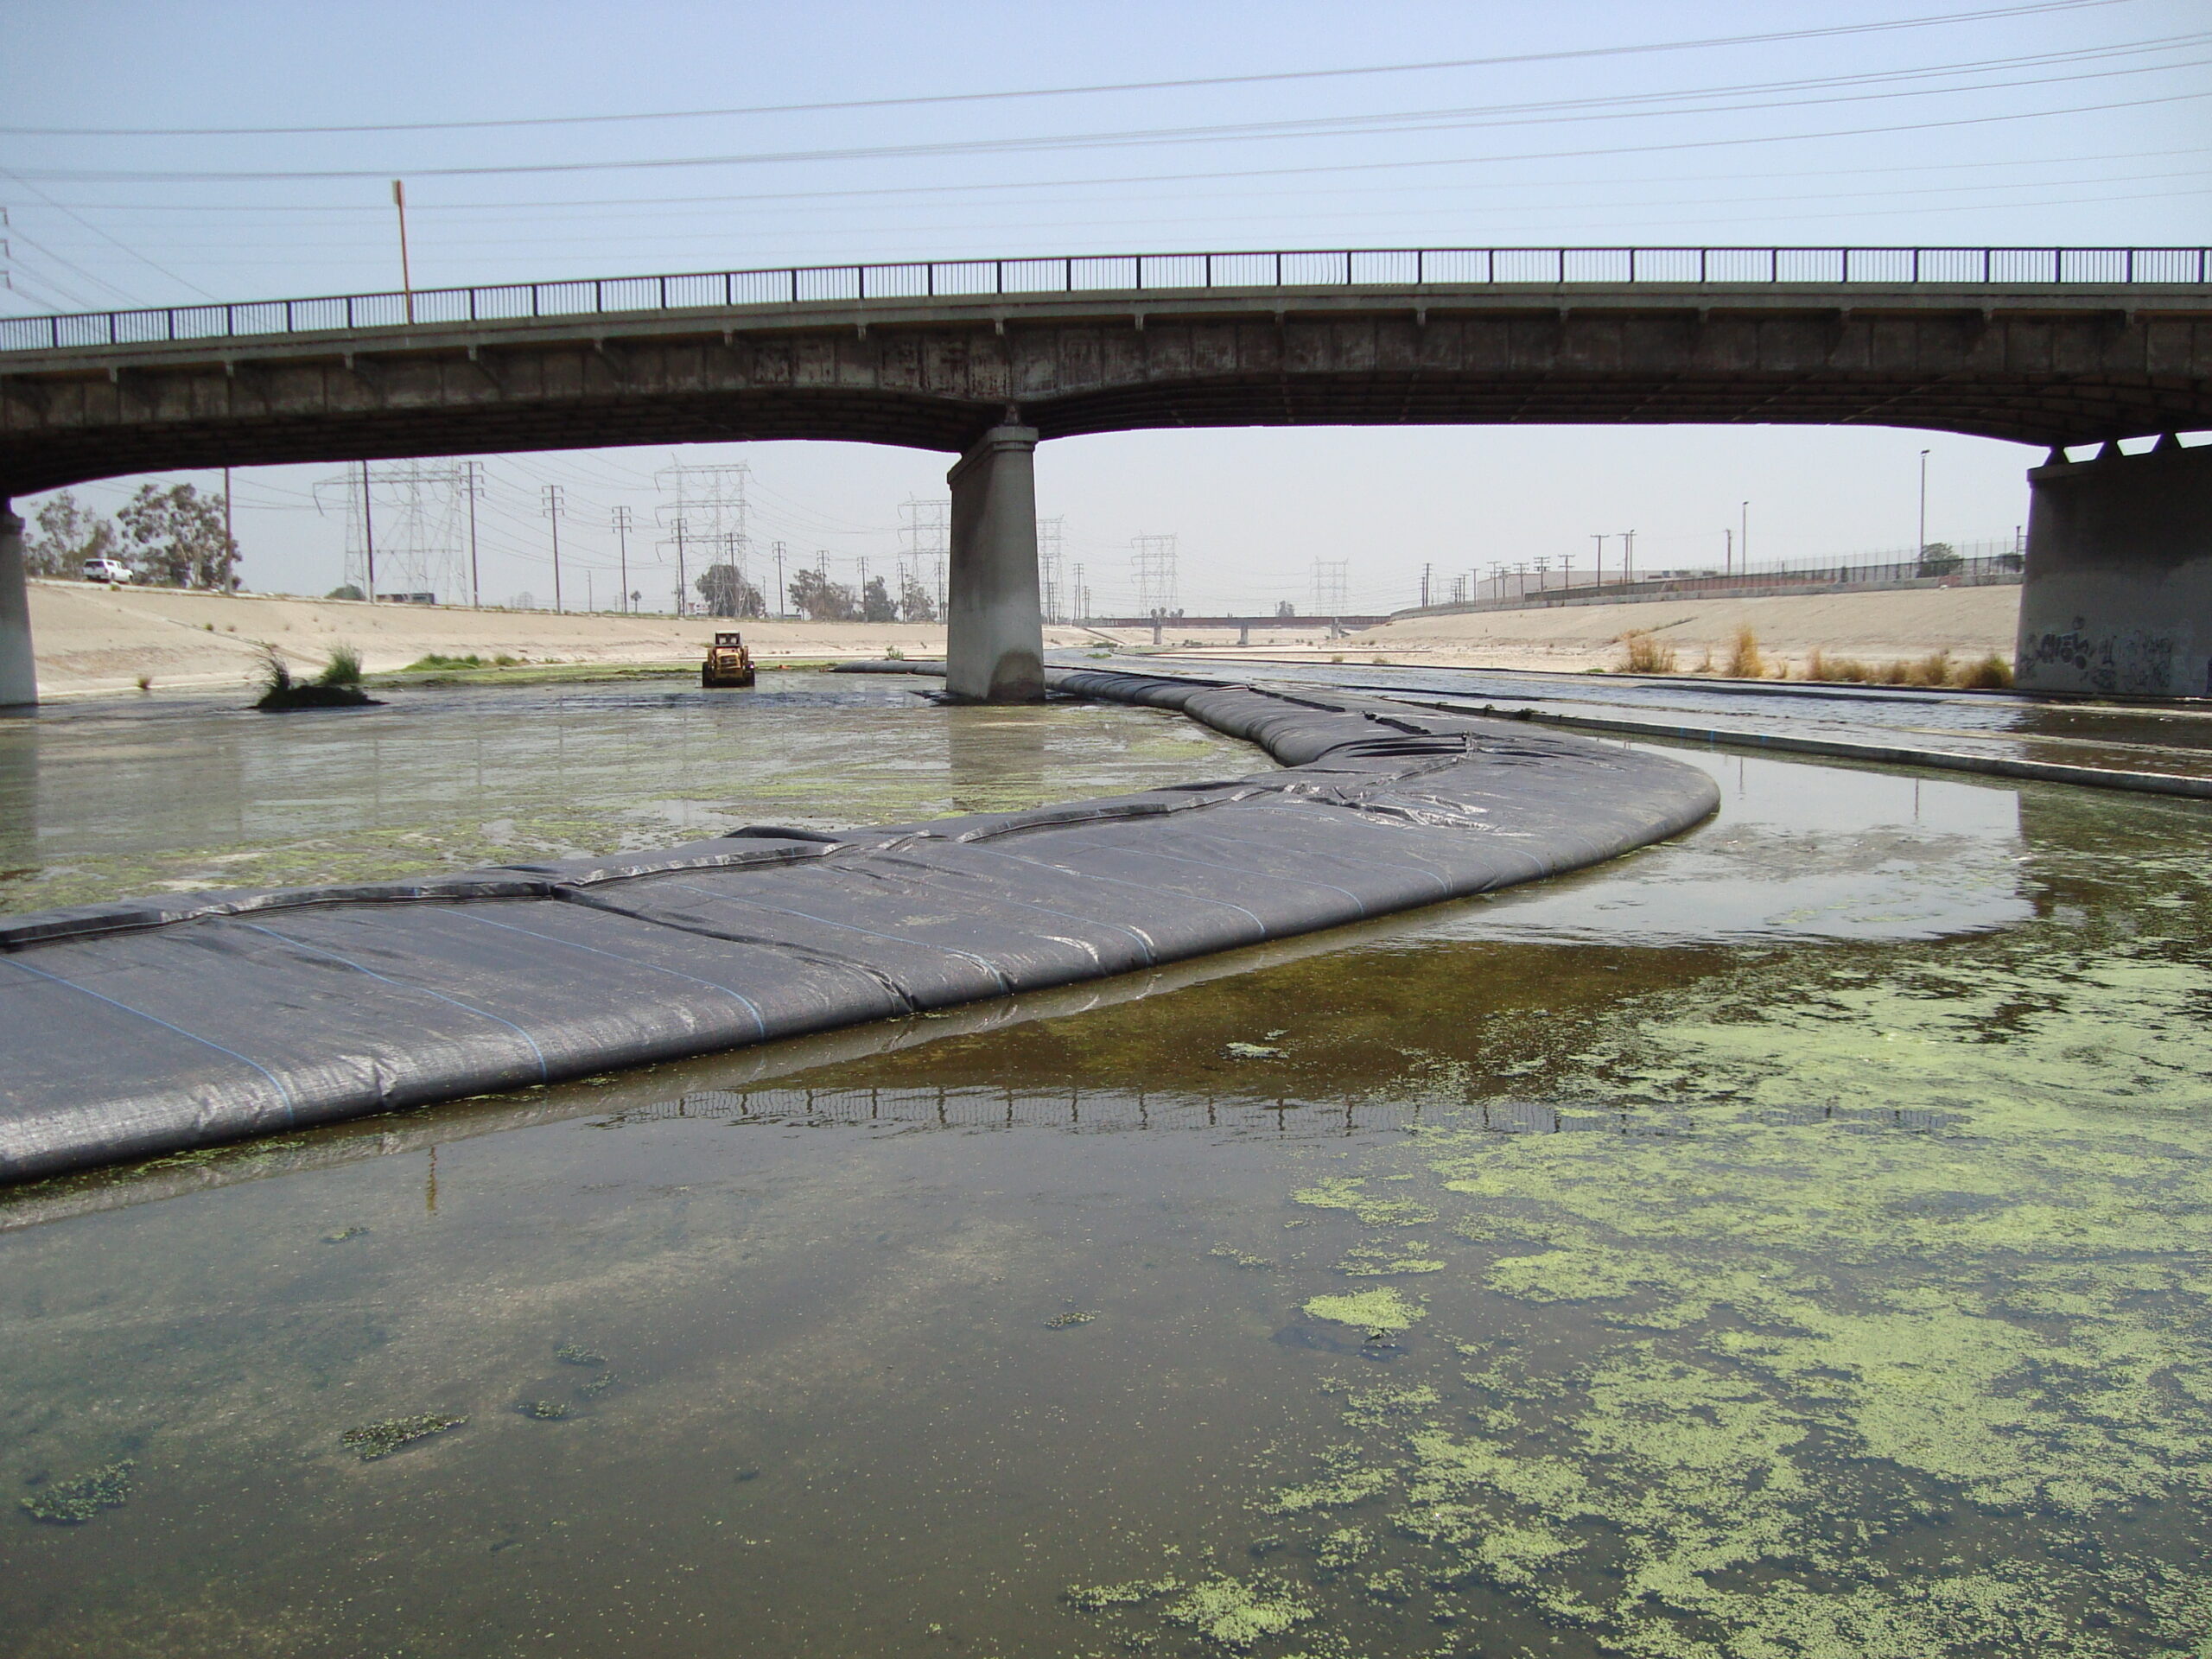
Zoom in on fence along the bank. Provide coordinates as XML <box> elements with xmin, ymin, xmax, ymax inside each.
<box><xmin>1404</xmin><ymin>537</ymin><xmax>2025</xmax><ymax>618</ymax></box>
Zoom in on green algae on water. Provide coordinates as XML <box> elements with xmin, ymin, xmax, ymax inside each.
<box><xmin>340</xmin><ymin>1414</ymin><xmax>467</xmax><ymax>1461</ymax></box>
<box><xmin>21</xmin><ymin>1460</ymin><xmax>134</xmax><ymax>1524</ymax></box>
<box><xmin>1302</xmin><ymin>1288</ymin><xmax>1424</xmax><ymax>1333</ymax></box>
<box><xmin>1160</xmin><ymin>1573</ymin><xmax>1314</xmax><ymax>1649</ymax></box>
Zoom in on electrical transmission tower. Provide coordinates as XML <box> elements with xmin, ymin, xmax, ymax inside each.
<box><xmin>1037</xmin><ymin>517</ymin><xmax>1065</xmax><ymax>623</ymax></box>
<box><xmin>314</xmin><ymin>461</ymin><xmax>468</xmax><ymax>602</ymax></box>
<box><xmin>656</xmin><ymin>461</ymin><xmax>752</xmax><ymax>617</ymax></box>
<box><xmin>1313</xmin><ymin>560</ymin><xmax>1349</xmax><ymax>618</ymax></box>
<box><xmin>899</xmin><ymin>498</ymin><xmax>950</xmax><ymax>618</ymax></box>
<box><xmin>1131</xmin><ymin>533</ymin><xmax>1179</xmax><ymax>619</ymax></box>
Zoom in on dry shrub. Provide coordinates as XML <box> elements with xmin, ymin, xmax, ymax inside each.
<box><xmin>1693</xmin><ymin>648</ymin><xmax>1715</xmax><ymax>674</ymax></box>
<box><xmin>1726</xmin><ymin>626</ymin><xmax>1765</xmax><ymax>679</ymax></box>
<box><xmin>1901</xmin><ymin>650</ymin><xmax>1954</xmax><ymax>688</ymax></box>
<box><xmin>1876</xmin><ymin>658</ymin><xmax>1914</xmax><ymax>685</ymax></box>
<box><xmin>1950</xmin><ymin>652</ymin><xmax>2014</xmax><ymax>690</ymax></box>
<box><xmin>1617</xmin><ymin>630</ymin><xmax>1678</xmax><ymax>674</ymax></box>
<box><xmin>1799</xmin><ymin>648</ymin><xmax>1876</xmax><ymax>683</ymax></box>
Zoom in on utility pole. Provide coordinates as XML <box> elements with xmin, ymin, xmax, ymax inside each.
<box><xmin>612</xmin><ymin>505</ymin><xmax>632</xmax><ymax>613</ymax></box>
<box><xmin>1916</xmin><ymin>451</ymin><xmax>1930</xmax><ymax>557</ymax></box>
<box><xmin>1560</xmin><ymin>551</ymin><xmax>1573</xmax><ymax>589</ymax></box>
<box><xmin>1739</xmin><ymin>501</ymin><xmax>1750</xmax><ymax>569</ymax></box>
<box><xmin>361</xmin><ymin>460</ymin><xmax>376</xmax><ymax>603</ymax></box>
<box><xmin>1072</xmin><ymin>563</ymin><xmax>1084</xmax><ymax>623</ymax></box>
<box><xmin>674</xmin><ymin>518</ymin><xmax>687</xmax><ymax>615</ymax></box>
<box><xmin>1590</xmin><ymin>534</ymin><xmax>1605</xmax><ymax>588</ymax></box>
<box><xmin>773</xmin><ymin>541</ymin><xmax>786</xmax><ymax>618</ymax></box>
<box><xmin>1621</xmin><ymin>531</ymin><xmax>1637</xmax><ymax>583</ymax></box>
<box><xmin>463</xmin><ymin>460</ymin><xmax>483</xmax><ymax>607</ymax></box>
<box><xmin>542</xmin><ymin>485</ymin><xmax>565</xmax><ymax>613</ymax></box>
<box><xmin>1421</xmin><ymin>563</ymin><xmax>1432</xmax><ymax>608</ymax></box>
<box><xmin>1724</xmin><ymin>527</ymin><xmax>1732</xmax><ymax>576</ymax></box>
<box><xmin>391</xmin><ymin>180</ymin><xmax>415</xmax><ymax>325</ymax></box>
<box><xmin>221</xmin><ymin>465</ymin><xmax>234</xmax><ymax>590</ymax></box>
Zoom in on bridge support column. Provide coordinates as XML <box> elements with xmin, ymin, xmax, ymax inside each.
<box><xmin>945</xmin><ymin>424</ymin><xmax>1044</xmax><ymax>702</ymax></box>
<box><xmin>0</xmin><ymin>500</ymin><xmax>35</xmax><ymax>709</ymax></box>
<box><xmin>2017</xmin><ymin>438</ymin><xmax>2212</xmax><ymax>698</ymax></box>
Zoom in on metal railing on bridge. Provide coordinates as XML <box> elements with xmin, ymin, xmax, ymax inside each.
<box><xmin>3</xmin><ymin>245</ymin><xmax>2207</xmax><ymax>356</ymax></box>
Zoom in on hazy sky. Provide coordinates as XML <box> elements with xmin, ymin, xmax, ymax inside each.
<box><xmin>4</xmin><ymin>0</ymin><xmax>2206</xmax><ymax>613</ymax></box>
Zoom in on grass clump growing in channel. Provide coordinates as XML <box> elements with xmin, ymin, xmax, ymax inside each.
<box><xmin>255</xmin><ymin>641</ymin><xmax>378</xmax><ymax>710</ymax></box>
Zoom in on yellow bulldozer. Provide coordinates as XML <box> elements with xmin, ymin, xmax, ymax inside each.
<box><xmin>701</xmin><ymin>631</ymin><xmax>757</xmax><ymax>689</ymax></box>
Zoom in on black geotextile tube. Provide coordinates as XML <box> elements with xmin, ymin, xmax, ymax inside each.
<box><xmin>0</xmin><ymin>671</ymin><xmax>1719</xmax><ymax>1181</ymax></box>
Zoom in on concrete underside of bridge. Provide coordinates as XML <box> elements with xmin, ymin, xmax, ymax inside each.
<box><xmin>1</xmin><ymin>283</ymin><xmax>2206</xmax><ymax>702</ymax></box>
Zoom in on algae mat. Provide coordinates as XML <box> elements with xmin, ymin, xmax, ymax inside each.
<box><xmin>2</xmin><ymin>748</ymin><xmax>2208</xmax><ymax>1656</ymax></box>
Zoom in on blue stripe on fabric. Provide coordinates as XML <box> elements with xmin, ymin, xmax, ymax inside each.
<box><xmin>234</xmin><ymin>921</ymin><xmax>550</xmax><ymax>1083</ymax></box>
<box><xmin>1</xmin><ymin>954</ymin><xmax>301</xmax><ymax>1120</ymax></box>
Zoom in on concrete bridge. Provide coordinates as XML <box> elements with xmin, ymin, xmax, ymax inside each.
<box><xmin>2</xmin><ymin>245</ymin><xmax>2208</xmax><ymax>704</ymax></box>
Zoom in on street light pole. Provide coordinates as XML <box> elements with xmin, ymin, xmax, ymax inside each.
<box><xmin>1739</xmin><ymin>501</ymin><xmax>1750</xmax><ymax>570</ymax></box>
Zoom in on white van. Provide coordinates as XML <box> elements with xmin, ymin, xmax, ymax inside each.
<box><xmin>83</xmin><ymin>558</ymin><xmax>132</xmax><ymax>584</ymax></box>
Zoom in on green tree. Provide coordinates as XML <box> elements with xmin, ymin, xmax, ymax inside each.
<box><xmin>25</xmin><ymin>492</ymin><xmax>119</xmax><ymax>578</ymax></box>
<box><xmin>1916</xmin><ymin>542</ymin><xmax>1962</xmax><ymax>578</ymax></box>
<box><xmin>786</xmin><ymin>569</ymin><xmax>860</xmax><ymax>621</ymax></box>
<box><xmin>898</xmin><ymin>571</ymin><xmax>937</xmax><ymax>622</ymax></box>
<box><xmin>696</xmin><ymin>563</ymin><xmax>766</xmax><ymax>618</ymax></box>
<box><xmin>116</xmin><ymin>482</ymin><xmax>235</xmax><ymax>588</ymax></box>
<box><xmin>860</xmin><ymin>575</ymin><xmax>897</xmax><ymax>622</ymax></box>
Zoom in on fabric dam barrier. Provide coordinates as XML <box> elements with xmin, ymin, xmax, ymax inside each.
<box><xmin>0</xmin><ymin>671</ymin><xmax>1720</xmax><ymax>1181</ymax></box>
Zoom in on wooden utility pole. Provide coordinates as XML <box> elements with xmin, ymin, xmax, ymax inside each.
<box><xmin>392</xmin><ymin>181</ymin><xmax>415</xmax><ymax>324</ymax></box>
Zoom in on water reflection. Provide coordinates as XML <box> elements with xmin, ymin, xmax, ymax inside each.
<box><xmin>0</xmin><ymin>677</ymin><xmax>1256</xmax><ymax>914</ymax></box>
<box><xmin>0</xmin><ymin>724</ymin><xmax>34</xmax><ymax>873</ymax></box>
<box><xmin>1432</xmin><ymin>741</ymin><xmax>2031</xmax><ymax>944</ymax></box>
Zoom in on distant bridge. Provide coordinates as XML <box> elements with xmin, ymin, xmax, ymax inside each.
<box><xmin>1</xmin><ymin>245</ymin><xmax>2207</xmax><ymax>704</ymax></box>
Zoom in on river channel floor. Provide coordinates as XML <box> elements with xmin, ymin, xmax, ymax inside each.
<box><xmin>1</xmin><ymin>668</ymin><xmax>2209</xmax><ymax>1656</ymax></box>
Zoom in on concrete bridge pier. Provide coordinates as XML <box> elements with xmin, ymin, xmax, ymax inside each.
<box><xmin>0</xmin><ymin>500</ymin><xmax>35</xmax><ymax>708</ymax></box>
<box><xmin>944</xmin><ymin>423</ymin><xmax>1045</xmax><ymax>703</ymax></box>
<box><xmin>2016</xmin><ymin>438</ymin><xmax>2212</xmax><ymax>698</ymax></box>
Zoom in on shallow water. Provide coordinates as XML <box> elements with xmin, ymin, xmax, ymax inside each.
<box><xmin>1100</xmin><ymin>653</ymin><xmax>2212</xmax><ymax>780</ymax></box>
<box><xmin>3</xmin><ymin>731</ymin><xmax>2209</xmax><ymax>1656</ymax></box>
<box><xmin>0</xmin><ymin>675</ymin><xmax>1255</xmax><ymax>914</ymax></box>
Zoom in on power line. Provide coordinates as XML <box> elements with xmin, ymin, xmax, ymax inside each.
<box><xmin>46</xmin><ymin>142</ymin><xmax>2209</xmax><ymax>219</ymax></box>
<box><xmin>18</xmin><ymin>43</ymin><xmax>2206</xmax><ymax>183</ymax></box>
<box><xmin>2</xmin><ymin>2</ymin><xmax>2126</xmax><ymax>137</ymax></box>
